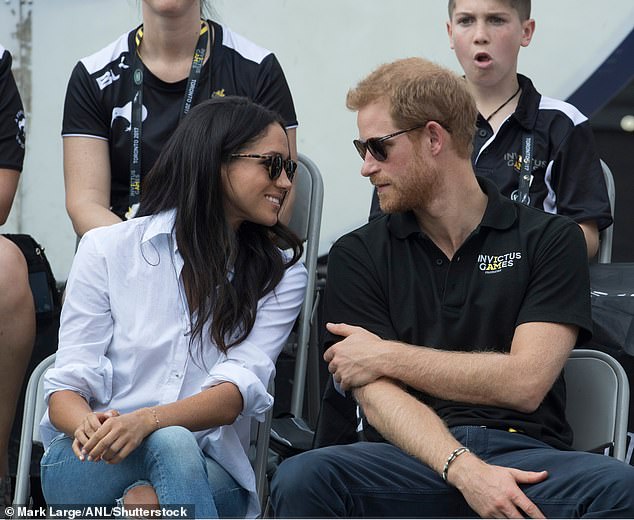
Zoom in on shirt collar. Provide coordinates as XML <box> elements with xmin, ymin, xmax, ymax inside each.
<box><xmin>476</xmin><ymin>176</ymin><xmax>517</xmax><ymax>230</ymax></box>
<box><xmin>388</xmin><ymin>176</ymin><xmax>517</xmax><ymax>239</ymax></box>
<box><xmin>141</xmin><ymin>209</ymin><xmax>179</xmax><ymax>254</ymax></box>
<box><xmin>511</xmin><ymin>73</ymin><xmax>540</xmax><ymax>131</ymax></box>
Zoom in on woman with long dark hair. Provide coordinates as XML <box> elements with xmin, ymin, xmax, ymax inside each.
<box><xmin>40</xmin><ymin>97</ymin><xmax>306</xmax><ymax>518</ymax></box>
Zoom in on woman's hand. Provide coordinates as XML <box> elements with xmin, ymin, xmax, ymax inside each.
<box><xmin>79</xmin><ymin>408</ymin><xmax>157</xmax><ymax>464</ymax></box>
<box><xmin>72</xmin><ymin>409</ymin><xmax>119</xmax><ymax>460</ymax></box>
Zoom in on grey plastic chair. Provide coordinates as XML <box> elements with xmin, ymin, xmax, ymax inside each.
<box><xmin>252</xmin><ymin>379</ymin><xmax>274</xmax><ymax>512</ymax></box>
<box><xmin>565</xmin><ymin>349</ymin><xmax>630</xmax><ymax>461</ymax></box>
<box><xmin>13</xmin><ymin>354</ymin><xmax>276</xmax><ymax>513</ymax></box>
<box><xmin>286</xmin><ymin>153</ymin><xmax>324</xmax><ymax>420</ymax></box>
<box><xmin>598</xmin><ymin>160</ymin><xmax>615</xmax><ymax>264</ymax></box>
<box><xmin>12</xmin><ymin>353</ymin><xmax>55</xmax><ymax>508</ymax></box>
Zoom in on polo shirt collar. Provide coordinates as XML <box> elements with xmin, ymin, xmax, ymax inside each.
<box><xmin>477</xmin><ymin>176</ymin><xmax>517</xmax><ymax>230</ymax></box>
<box><xmin>387</xmin><ymin>176</ymin><xmax>517</xmax><ymax>239</ymax></box>
<box><xmin>512</xmin><ymin>73</ymin><xmax>541</xmax><ymax>131</ymax></box>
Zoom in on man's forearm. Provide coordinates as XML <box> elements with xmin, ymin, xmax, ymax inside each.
<box><xmin>354</xmin><ymin>378</ymin><xmax>548</xmax><ymax>518</ymax></box>
<box><xmin>378</xmin><ymin>322</ymin><xmax>576</xmax><ymax>412</ymax></box>
<box><xmin>354</xmin><ymin>378</ymin><xmax>460</xmax><ymax>475</ymax></box>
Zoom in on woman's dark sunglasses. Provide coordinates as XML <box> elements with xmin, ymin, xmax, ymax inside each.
<box><xmin>231</xmin><ymin>153</ymin><xmax>297</xmax><ymax>182</ymax></box>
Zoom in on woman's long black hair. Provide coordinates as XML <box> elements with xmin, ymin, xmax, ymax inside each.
<box><xmin>137</xmin><ymin>96</ymin><xmax>303</xmax><ymax>354</ymax></box>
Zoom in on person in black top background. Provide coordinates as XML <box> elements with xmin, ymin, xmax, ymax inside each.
<box><xmin>62</xmin><ymin>0</ymin><xmax>297</xmax><ymax>237</ymax></box>
<box><xmin>0</xmin><ymin>44</ymin><xmax>35</xmax><ymax>508</ymax></box>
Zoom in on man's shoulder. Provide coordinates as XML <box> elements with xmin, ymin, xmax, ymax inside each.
<box><xmin>516</xmin><ymin>201</ymin><xmax>580</xmax><ymax>230</ymax></box>
<box><xmin>514</xmin><ymin>202</ymin><xmax>586</xmax><ymax>254</ymax></box>
<box><xmin>332</xmin><ymin>214</ymin><xmax>392</xmax><ymax>251</ymax></box>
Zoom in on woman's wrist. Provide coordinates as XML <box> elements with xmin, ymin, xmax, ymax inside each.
<box><xmin>142</xmin><ymin>407</ymin><xmax>161</xmax><ymax>433</ymax></box>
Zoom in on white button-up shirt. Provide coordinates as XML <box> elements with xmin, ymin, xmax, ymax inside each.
<box><xmin>41</xmin><ymin>210</ymin><xmax>307</xmax><ymax>517</ymax></box>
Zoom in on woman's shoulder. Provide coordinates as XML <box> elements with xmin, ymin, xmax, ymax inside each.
<box><xmin>210</xmin><ymin>20</ymin><xmax>274</xmax><ymax>65</ymax></box>
<box><xmin>74</xmin><ymin>28</ymin><xmax>135</xmax><ymax>78</ymax></box>
<box><xmin>279</xmin><ymin>249</ymin><xmax>308</xmax><ymax>282</ymax></box>
<box><xmin>79</xmin><ymin>214</ymin><xmax>157</xmax><ymax>255</ymax></box>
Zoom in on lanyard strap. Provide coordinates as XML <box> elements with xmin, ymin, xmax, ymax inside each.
<box><xmin>127</xmin><ymin>21</ymin><xmax>210</xmax><ymax>219</ymax></box>
<box><xmin>512</xmin><ymin>132</ymin><xmax>533</xmax><ymax>206</ymax></box>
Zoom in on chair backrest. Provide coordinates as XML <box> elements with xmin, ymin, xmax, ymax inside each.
<box><xmin>565</xmin><ymin>349</ymin><xmax>630</xmax><ymax>461</ymax></box>
<box><xmin>251</xmin><ymin>379</ymin><xmax>274</xmax><ymax>510</ymax></box>
<box><xmin>598</xmin><ymin>160</ymin><xmax>616</xmax><ymax>264</ymax></box>
<box><xmin>13</xmin><ymin>353</ymin><xmax>56</xmax><ymax>506</ymax></box>
<box><xmin>286</xmin><ymin>153</ymin><xmax>324</xmax><ymax>418</ymax></box>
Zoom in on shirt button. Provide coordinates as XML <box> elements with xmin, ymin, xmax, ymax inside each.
<box><xmin>455</xmin><ymin>256</ymin><xmax>461</xmax><ymax>262</ymax></box>
<box><xmin>436</xmin><ymin>259</ymin><xmax>443</xmax><ymax>266</ymax></box>
<box><xmin>478</xmin><ymin>129</ymin><xmax>488</xmax><ymax>138</ymax></box>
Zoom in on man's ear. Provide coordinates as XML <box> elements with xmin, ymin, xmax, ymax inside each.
<box><xmin>521</xmin><ymin>18</ymin><xmax>536</xmax><ymax>47</ymax></box>
<box><xmin>426</xmin><ymin>122</ymin><xmax>445</xmax><ymax>156</ymax></box>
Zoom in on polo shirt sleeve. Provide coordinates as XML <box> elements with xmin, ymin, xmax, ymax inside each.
<box><xmin>549</xmin><ymin>120</ymin><xmax>612</xmax><ymax>231</ymax></box>
<box><xmin>62</xmin><ymin>61</ymin><xmax>110</xmax><ymax>139</ymax></box>
<box><xmin>323</xmin><ymin>234</ymin><xmax>398</xmax><ymax>348</ymax></box>
<box><xmin>251</xmin><ymin>53</ymin><xmax>297</xmax><ymax>129</ymax></box>
<box><xmin>0</xmin><ymin>48</ymin><xmax>25</xmax><ymax>171</ymax></box>
<box><xmin>43</xmin><ymin>232</ymin><xmax>114</xmax><ymax>406</ymax></box>
<box><xmin>516</xmin><ymin>216</ymin><xmax>592</xmax><ymax>343</ymax></box>
<box><xmin>201</xmin><ymin>260</ymin><xmax>307</xmax><ymax>421</ymax></box>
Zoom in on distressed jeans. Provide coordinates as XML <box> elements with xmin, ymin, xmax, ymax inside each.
<box><xmin>41</xmin><ymin>426</ymin><xmax>248</xmax><ymax>519</ymax></box>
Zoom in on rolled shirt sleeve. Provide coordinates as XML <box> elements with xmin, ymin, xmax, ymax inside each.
<box><xmin>43</xmin><ymin>232</ymin><xmax>114</xmax><ymax>406</ymax></box>
<box><xmin>201</xmin><ymin>258</ymin><xmax>307</xmax><ymax>421</ymax></box>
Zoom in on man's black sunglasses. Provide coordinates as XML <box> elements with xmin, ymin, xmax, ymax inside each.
<box><xmin>230</xmin><ymin>153</ymin><xmax>298</xmax><ymax>182</ymax></box>
<box><xmin>353</xmin><ymin>122</ymin><xmax>450</xmax><ymax>162</ymax></box>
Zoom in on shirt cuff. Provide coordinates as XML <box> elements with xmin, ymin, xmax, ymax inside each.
<box><xmin>201</xmin><ymin>362</ymin><xmax>273</xmax><ymax>421</ymax></box>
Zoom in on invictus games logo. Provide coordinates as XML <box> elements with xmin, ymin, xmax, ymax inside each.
<box><xmin>14</xmin><ymin>109</ymin><xmax>25</xmax><ymax>149</ymax></box>
<box><xmin>478</xmin><ymin>252</ymin><xmax>521</xmax><ymax>274</ymax></box>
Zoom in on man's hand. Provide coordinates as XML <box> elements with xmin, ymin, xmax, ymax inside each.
<box><xmin>324</xmin><ymin>323</ymin><xmax>391</xmax><ymax>390</ymax></box>
<box><xmin>450</xmin><ymin>453</ymin><xmax>548</xmax><ymax>518</ymax></box>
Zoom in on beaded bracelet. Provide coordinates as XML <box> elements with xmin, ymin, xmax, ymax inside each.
<box><xmin>150</xmin><ymin>408</ymin><xmax>160</xmax><ymax>430</ymax></box>
<box><xmin>441</xmin><ymin>446</ymin><xmax>471</xmax><ymax>482</ymax></box>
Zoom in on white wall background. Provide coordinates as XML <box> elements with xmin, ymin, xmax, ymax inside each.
<box><xmin>1</xmin><ymin>0</ymin><xmax>633</xmax><ymax>280</ymax></box>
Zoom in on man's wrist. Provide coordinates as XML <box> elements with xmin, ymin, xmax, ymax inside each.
<box><xmin>442</xmin><ymin>446</ymin><xmax>471</xmax><ymax>482</ymax></box>
<box><xmin>443</xmin><ymin>449</ymin><xmax>481</xmax><ymax>489</ymax></box>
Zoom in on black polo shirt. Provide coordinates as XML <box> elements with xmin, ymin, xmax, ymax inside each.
<box><xmin>322</xmin><ymin>177</ymin><xmax>592</xmax><ymax>450</ymax></box>
<box><xmin>473</xmin><ymin>74</ymin><xmax>611</xmax><ymax>231</ymax></box>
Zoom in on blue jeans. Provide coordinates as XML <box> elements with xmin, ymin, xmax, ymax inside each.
<box><xmin>41</xmin><ymin>426</ymin><xmax>248</xmax><ymax>519</ymax></box>
<box><xmin>271</xmin><ymin>426</ymin><xmax>634</xmax><ymax>518</ymax></box>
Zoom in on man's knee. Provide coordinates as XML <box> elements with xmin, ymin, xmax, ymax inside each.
<box><xmin>599</xmin><ymin>461</ymin><xmax>634</xmax><ymax>510</ymax></box>
<box><xmin>271</xmin><ymin>448</ymin><xmax>343</xmax><ymax>516</ymax></box>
